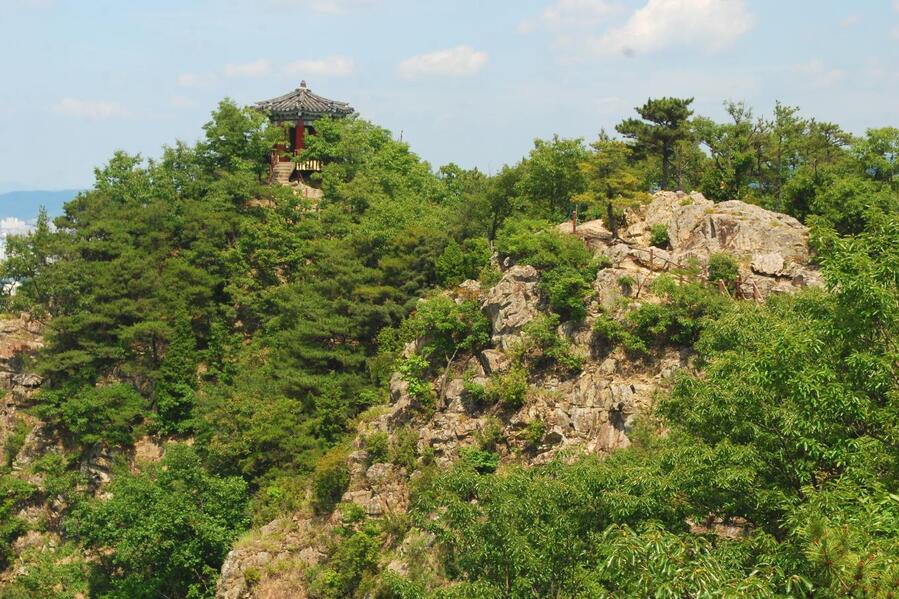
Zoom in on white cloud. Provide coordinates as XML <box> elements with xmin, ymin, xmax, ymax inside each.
<box><xmin>284</xmin><ymin>55</ymin><xmax>354</xmax><ymax>77</ymax></box>
<box><xmin>177</xmin><ymin>72</ymin><xmax>216</xmax><ymax>88</ymax></box>
<box><xmin>397</xmin><ymin>45</ymin><xmax>488</xmax><ymax>79</ymax></box>
<box><xmin>894</xmin><ymin>0</ymin><xmax>899</xmax><ymax>13</ymax></box>
<box><xmin>519</xmin><ymin>0</ymin><xmax>619</xmax><ymax>36</ymax></box>
<box><xmin>0</xmin><ymin>217</ymin><xmax>33</xmax><ymax>238</ymax></box>
<box><xmin>540</xmin><ymin>0</ymin><xmax>619</xmax><ymax>30</ymax></box>
<box><xmin>589</xmin><ymin>0</ymin><xmax>754</xmax><ymax>57</ymax></box>
<box><xmin>169</xmin><ymin>95</ymin><xmax>196</xmax><ymax>109</ymax></box>
<box><xmin>224</xmin><ymin>59</ymin><xmax>272</xmax><ymax>78</ymax></box>
<box><xmin>51</xmin><ymin>98</ymin><xmax>131</xmax><ymax>120</ymax></box>
<box><xmin>267</xmin><ymin>0</ymin><xmax>375</xmax><ymax>15</ymax></box>
<box><xmin>792</xmin><ymin>61</ymin><xmax>847</xmax><ymax>89</ymax></box>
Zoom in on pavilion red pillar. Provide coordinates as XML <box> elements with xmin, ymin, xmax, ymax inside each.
<box><xmin>294</xmin><ymin>119</ymin><xmax>305</xmax><ymax>152</ymax></box>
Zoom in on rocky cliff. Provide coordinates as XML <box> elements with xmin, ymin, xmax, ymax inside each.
<box><xmin>216</xmin><ymin>192</ymin><xmax>823</xmax><ymax>598</ymax></box>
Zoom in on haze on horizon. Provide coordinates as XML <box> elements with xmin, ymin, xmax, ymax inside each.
<box><xmin>1</xmin><ymin>0</ymin><xmax>898</xmax><ymax>190</ymax></box>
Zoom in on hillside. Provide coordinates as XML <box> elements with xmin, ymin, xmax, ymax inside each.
<box><xmin>0</xmin><ymin>99</ymin><xmax>896</xmax><ymax>598</ymax></box>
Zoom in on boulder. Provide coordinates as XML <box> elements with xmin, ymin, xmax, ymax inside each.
<box><xmin>481</xmin><ymin>265</ymin><xmax>541</xmax><ymax>349</ymax></box>
<box><xmin>627</xmin><ymin>192</ymin><xmax>811</xmax><ymax>267</ymax></box>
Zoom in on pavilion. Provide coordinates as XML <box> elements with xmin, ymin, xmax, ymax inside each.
<box><xmin>255</xmin><ymin>81</ymin><xmax>354</xmax><ymax>182</ymax></box>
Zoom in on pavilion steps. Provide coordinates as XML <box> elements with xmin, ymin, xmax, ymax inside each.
<box><xmin>271</xmin><ymin>162</ymin><xmax>295</xmax><ymax>185</ymax></box>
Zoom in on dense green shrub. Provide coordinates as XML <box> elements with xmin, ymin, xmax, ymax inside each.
<box><xmin>435</xmin><ymin>238</ymin><xmax>491</xmax><ymax>287</ymax></box>
<box><xmin>365</xmin><ymin>431</ymin><xmax>389</xmax><ymax>465</ymax></box>
<box><xmin>518</xmin><ymin>315</ymin><xmax>583</xmax><ymax>374</ymax></box>
<box><xmin>476</xmin><ymin>418</ymin><xmax>504</xmax><ymax>451</ymax></box>
<box><xmin>38</xmin><ymin>383</ymin><xmax>146</xmax><ymax>447</ymax></box>
<box><xmin>650</xmin><ymin>224</ymin><xmax>670</xmax><ymax>248</ymax></box>
<box><xmin>69</xmin><ymin>444</ymin><xmax>247</xmax><ymax>598</ymax></box>
<box><xmin>707</xmin><ymin>252</ymin><xmax>740</xmax><ymax>285</ymax></box>
<box><xmin>486</xmin><ymin>367</ymin><xmax>529</xmax><ymax>409</ymax></box>
<box><xmin>592</xmin><ymin>313</ymin><xmax>649</xmax><ymax>356</ymax></box>
<box><xmin>494</xmin><ymin>217</ymin><xmax>592</xmax><ymax>271</ymax></box>
<box><xmin>627</xmin><ymin>277</ymin><xmax>728</xmax><ymax>347</ymax></box>
<box><xmin>311</xmin><ymin>450</ymin><xmax>351</xmax><ymax>515</ymax></box>
<box><xmin>522</xmin><ymin>419</ymin><xmax>546</xmax><ymax>449</ymax></box>
<box><xmin>389</xmin><ymin>427</ymin><xmax>420</xmax><ymax>472</ymax></box>
<box><xmin>458</xmin><ymin>447</ymin><xmax>499</xmax><ymax>474</ymax></box>
<box><xmin>540</xmin><ymin>265</ymin><xmax>593</xmax><ymax>321</ymax></box>
<box><xmin>0</xmin><ymin>475</ymin><xmax>36</xmax><ymax>570</ymax></box>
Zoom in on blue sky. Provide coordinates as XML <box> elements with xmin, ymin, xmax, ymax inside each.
<box><xmin>1</xmin><ymin>0</ymin><xmax>898</xmax><ymax>190</ymax></box>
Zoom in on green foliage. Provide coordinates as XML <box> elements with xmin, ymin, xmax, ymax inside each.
<box><xmin>38</xmin><ymin>383</ymin><xmax>146</xmax><ymax>447</ymax></box>
<box><xmin>494</xmin><ymin>217</ymin><xmax>592</xmax><ymax>272</ymax></box>
<box><xmin>3</xmin><ymin>418</ymin><xmax>31</xmax><ymax>467</ymax></box>
<box><xmin>0</xmin><ymin>474</ymin><xmax>36</xmax><ymax>570</ymax></box>
<box><xmin>311</xmin><ymin>449</ymin><xmax>351</xmax><ymax>516</ymax></box>
<box><xmin>707</xmin><ymin>252</ymin><xmax>740</xmax><ymax>284</ymax></box>
<box><xmin>485</xmin><ymin>367</ymin><xmax>528</xmax><ymax>409</ymax></box>
<box><xmin>69</xmin><ymin>444</ymin><xmax>248</xmax><ymax>599</ymax></box>
<box><xmin>399</xmin><ymin>354</ymin><xmax>435</xmax><ymax>412</ymax></box>
<box><xmin>575</xmin><ymin>134</ymin><xmax>649</xmax><ymax>237</ymax></box>
<box><xmin>365</xmin><ymin>431</ymin><xmax>389</xmax><ymax>465</ymax></box>
<box><xmin>475</xmin><ymin>418</ymin><xmax>504</xmax><ymax>451</ymax></box>
<box><xmin>617</xmin><ymin>97</ymin><xmax>694</xmax><ymax>190</ymax></box>
<box><xmin>649</xmin><ymin>223</ymin><xmax>670</xmax><ymax>248</ymax></box>
<box><xmin>539</xmin><ymin>265</ymin><xmax>593</xmax><ymax>321</ymax></box>
<box><xmin>0</xmin><ymin>541</ymin><xmax>90</xmax><ymax>599</ymax></box>
<box><xmin>522</xmin><ymin>419</ymin><xmax>545</xmax><ymax>450</ymax></box>
<box><xmin>592</xmin><ymin>313</ymin><xmax>649</xmax><ymax>356</ymax></box>
<box><xmin>400</xmin><ymin>297</ymin><xmax>491</xmax><ymax>366</ymax></box>
<box><xmin>517</xmin><ymin>135</ymin><xmax>588</xmax><ymax>219</ymax></box>
<box><xmin>457</xmin><ymin>447</ymin><xmax>499</xmax><ymax>474</ymax></box>
<box><xmin>517</xmin><ymin>314</ymin><xmax>583</xmax><ymax>374</ymax></box>
<box><xmin>153</xmin><ymin>308</ymin><xmax>198</xmax><ymax>433</ymax></box>
<box><xmin>388</xmin><ymin>426</ymin><xmax>419</xmax><ymax>472</ymax></box>
<box><xmin>435</xmin><ymin>239</ymin><xmax>490</xmax><ymax>288</ymax></box>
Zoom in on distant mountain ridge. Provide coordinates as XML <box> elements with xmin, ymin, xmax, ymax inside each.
<box><xmin>0</xmin><ymin>189</ymin><xmax>80</xmax><ymax>221</ymax></box>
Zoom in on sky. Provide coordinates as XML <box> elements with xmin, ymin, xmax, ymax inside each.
<box><xmin>1</xmin><ymin>0</ymin><xmax>898</xmax><ymax>190</ymax></box>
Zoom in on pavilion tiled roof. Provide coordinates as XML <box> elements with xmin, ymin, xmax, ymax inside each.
<box><xmin>254</xmin><ymin>81</ymin><xmax>353</xmax><ymax>121</ymax></box>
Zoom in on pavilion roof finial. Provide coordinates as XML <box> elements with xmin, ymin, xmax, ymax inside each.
<box><xmin>299</xmin><ymin>80</ymin><xmax>307</xmax><ymax>89</ymax></box>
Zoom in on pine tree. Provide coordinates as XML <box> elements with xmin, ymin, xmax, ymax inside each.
<box><xmin>616</xmin><ymin>97</ymin><xmax>694</xmax><ymax>190</ymax></box>
<box><xmin>155</xmin><ymin>308</ymin><xmax>198</xmax><ymax>433</ymax></box>
<box><xmin>575</xmin><ymin>134</ymin><xmax>648</xmax><ymax>238</ymax></box>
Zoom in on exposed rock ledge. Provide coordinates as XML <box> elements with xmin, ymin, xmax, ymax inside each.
<box><xmin>216</xmin><ymin>191</ymin><xmax>824</xmax><ymax>598</ymax></box>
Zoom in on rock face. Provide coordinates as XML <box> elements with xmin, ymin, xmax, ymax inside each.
<box><xmin>215</xmin><ymin>191</ymin><xmax>826</xmax><ymax>598</ymax></box>
<box><xmin>618</xmin><ymin>191</ymin><xmax>821</xmax><ymax>298</ymax></box>
<box><xmin>0</xmin><ymin>315</ymin><xmax>43</xmax><ymax>457</ymax></box>
<box><xmin>481</xmin><ymin>264</ymin><xmax>541</xmax><ymax>349</ymax></box>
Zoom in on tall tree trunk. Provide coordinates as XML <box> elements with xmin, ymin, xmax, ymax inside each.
<box><xmin>661</xmin><ymin>144</ymin><xmax>671</xmax><ymax>190</ymax></box>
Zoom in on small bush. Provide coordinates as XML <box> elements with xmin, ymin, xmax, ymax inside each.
<box><xmin>436</xmin><ymin>238</ymin><xmax>491</xmax><ymax>287</ymax></box>
<box><xmin>707</xmin><ymin>253</ymin><xmax>740</xmax><ymax>284</ymax></box>
<box><xmin>650</xmin><ymin>224</ymin><xmax>670</xmax><ymax>248</ymax></box>
<box><xmin>592</xmin><ymin>313</ymin><xmax>649</xmax><ymax>356</ymax></box>
<box><xmin>364</xmin><ymin>432</ymin><xmax>389</xmax><ymax>465</ymax></box>
<box><xmin>311</xmin><ymin>450</ymin><xmax>350</xmax><ymax>515</ymax></box>
<box><xmin>389</xmin><ymin>427</ymin><xmax>419</xmax><ymax>472</ymax></box>
<box><xmin>476</xmin><ymin>417</ymin><xmax>504</xmax><ymax>451</ymax></box>
<box><xmin>519</xmin><ymin>315</ymin><xmax>584</xmax><ymax>374</ymax></box>
<box><xmin>462</xmin><ymin>374</ymin><xmax>489</xmax><ymax>407</ymax></box>
<box><xmin>495</xmin><ymin>217</ymin><xmax>593</xmax><ymax>271</ymax></box>
<box><xmin>540</xmin><ymin>265</ymin><xmax>593</xmax><ymax>321</ymax></box>
<box><xmin>458</xmin><ymin>447</ymin><xmax>499</xmax><ymax>474</ymax></box>
<box><xmin>486</xmin><ymin>367</ymin><xmax>529</xmax><ymax>409</ymax></box>
<box><xmin>523</xmin><ymin>419</ymin><xmax>546</xmax><ymax>449</ymax></box>
<box><xmin>399</xmin><ymin>355</ymin><xmax>435</xmax><ymax>415</ymax></box>
<box><xmin>3</xmin><ymin>418</ymin><xmax>31</xmax><ymax>467</ymax></box>
<box><xmin>244</xmin><ymin>567</ymin><xmax>261</xmax><ymax>587</ymax></box>
<box><xmin>478</xmin><ymin>264</ymin><xmax>502</xmax><ymax>288</ymax></box>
